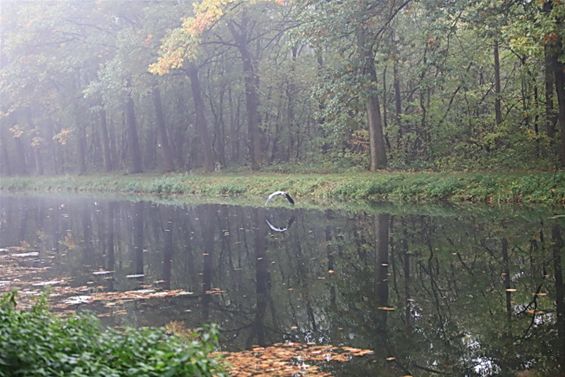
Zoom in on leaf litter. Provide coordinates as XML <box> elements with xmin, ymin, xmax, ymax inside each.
<box><xmin>216</xmin><ymin>342</ymin><xmax>374</xmax><ymax>377</ymax></box>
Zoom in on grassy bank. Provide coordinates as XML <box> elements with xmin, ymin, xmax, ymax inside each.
<box><xmin>0</xmin><ymin>171</ymin><xmax>564</xmax><ymax>205</ymax></box>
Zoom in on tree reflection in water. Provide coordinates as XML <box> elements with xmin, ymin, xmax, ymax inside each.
<box><xmin>0</xmin><ymin>194</ymin><xmax>564</xmax><ymax>376</ymax></box>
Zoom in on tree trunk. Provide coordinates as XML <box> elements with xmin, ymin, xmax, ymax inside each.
<box><xmin>542</xmin><ymin>1</ymin><xmax>565</xmax><ymax>166</ymax></box>
<box><xmin>124</xmin><ymin>82</ymin><xmax>143</xmax><ymax>174</ymax></box>
<box><xmin>0</xmin><ymin>125</ymin><xmax>12</xmax><ymax>175</ymax></box>
<box><xmin>494</xmin><ymin>37</ymin><xmax>502</xmax><ymax>127</ymax></box>
<box><xmin>229</xmin><ymin>17</ymin><xmax>262</xmax><ymax>170</ymax></box>
<box><xmin>98</xmin><ymin>108</ymin><xmax>113</xmax><ymax>172</ymax></box>
<box><xmin>393</xmin><ymin>46</ymin><xmax>403</xmax><ymax>148</ymax></box>
<box><xmin>359</xmin><ymin>29</ymin><xmax>387</xmax><ymax>170</ymax></box>
<box><xmin>556</xmin><ymin>54</ymin><xmax>565</xmax><ymax>167</ymax></box>
<box><xmin>544</xmin><ymin>44</ymin><xmax>556</xmax><ymax>141</ymax></box>
<box><xmin>358</xmin><ymin>24</ymin><xmax>387</xmax><ymax>170</ymax></box>
<box><xmin>287</xmin><ymin>45</ymin><xmax>298</xmax><ymax>162</ymax></box>
<box><xmin>367</xmin><ymin>88</ymin><xmax>387</xmax><ymax>170</ymax></box>
<box><xmin>144</xmin><ymin>109</ymin><xmax>157</xmax><ymax>171</ymax></box>
<box><xmin>216</xmin><ymin>83</ymin><xmax>227</xmax><ymax>168</ymax></box>
<box><xmin>77</xmin><ymin>120</ymin><xmax>87</xmax><ymax>174</ymax></box>
<box><xmin>33</xmin><ymin>148</ymin><xmax>43</xmax><ymax>175</ymax></box>
<box><xmin>26</xmin><ymin>110</ymin><xmax>43</xmax><ymax>175</ymax></box>
<box><xmin>173</xmin><ymin>91</ymin><xmax>190</xmax><ymax>169</ymax></box>
<box><xmin>229</xmin><ymin>89</ymin><xmax>242</xmax><ymax>163</ymax></box>
<box><xmin>152</xmin><ymin>86</ymin><xmax>175</xmax><ymax>172</ymax></box>
<box><xmin>493</xmin><ymin>37</ymin><xmax>502</xmax><ymax>126</ymax></box>
<box><xmin>15</xmin><ymin>136</ymin><xmax>27</xmax><ymax>174</ymax></box>
<box><xmin>187</xmin><ymin>64</ymin><xmax>214</xmax><ymax>172</ymax></box>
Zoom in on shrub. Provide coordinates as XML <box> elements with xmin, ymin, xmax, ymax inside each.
<box><xmin>0</xmin><ymin>292</ymin><xmax>224</xmax><ymax>377</ymax></box>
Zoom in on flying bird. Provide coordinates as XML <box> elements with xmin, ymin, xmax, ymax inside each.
<box><xmin>265</xmin><ymin>191</ymin><xmax>295</xmax><ymax>205</ymax></box>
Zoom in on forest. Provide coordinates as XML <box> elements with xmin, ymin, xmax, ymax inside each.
<box><xmin>2</xmin><ymin>2</ymin><xmax>565</xmax><ymax>376</ymax></box>
<box><xmin>1</xmin><ymin>0</ymin><xmax>564</xmax><ymax>176</ymax></box>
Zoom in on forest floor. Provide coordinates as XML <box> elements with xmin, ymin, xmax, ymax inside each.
<box><xmin>0</xmin><ymin>170</ymin><xmax>564</xmax><ymax>206</ymax></box>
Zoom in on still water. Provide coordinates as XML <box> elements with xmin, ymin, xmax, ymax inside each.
<box><xmin>1</xmin><ymin>193</ymin><xmax>564</xmax><ymax>376</ymax></box>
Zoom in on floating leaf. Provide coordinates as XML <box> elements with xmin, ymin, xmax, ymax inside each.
<box><xmin>32</xmin><ymin>280</ymin><xmax>65</xmax><ymax>287</ymax></box>
<box><xmin>377</xmin><ymin>306</ymin><xmax>396</xmax><ymax>311</ymax></box>
<box><xmin>11</xmin><ymin>252</ymin><xmax>39</xmax><ymax>257</ymax></box>
<box><xmin>217</xmin><ymin>342</ymin><xmax>373</xmax><ymax>377</ymax></box>
<box><xmin>92</xmin><ymin>270</ymin><xmax>114</xmax><ymax>276</ymax></box>
<box><xmin>126</xmin><ymin>274</ymin><xmax>145</xmax><ymax>279</ymax></box>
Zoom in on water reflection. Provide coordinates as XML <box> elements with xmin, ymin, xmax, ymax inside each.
<box><xmin>0</xmin><ymin>194</ymin><xmax>564</xmax><ymax>376</ymax></box>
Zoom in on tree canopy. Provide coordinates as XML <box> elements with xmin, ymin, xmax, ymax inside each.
<box><xmin>0</xmin><ymin>0</ymin><xmax>564</xmax><ymax>175</ymax></box>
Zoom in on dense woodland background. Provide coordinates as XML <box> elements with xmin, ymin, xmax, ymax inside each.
<box><xmin>0</xmin><ymin>0</ymin><xmax>564</xmax><ymax>175</ymax></box>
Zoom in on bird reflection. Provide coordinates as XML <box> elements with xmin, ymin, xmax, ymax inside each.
<box><xmin>265</xmin><ymin>216</ymin><xmax>295</xmax><ymax>233</ymax></box>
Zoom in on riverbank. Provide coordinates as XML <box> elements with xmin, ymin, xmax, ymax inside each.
<box><xmin>0</xmin><ymin>171</ymin><xmax>563</xmax><ymax>205</ymax></box>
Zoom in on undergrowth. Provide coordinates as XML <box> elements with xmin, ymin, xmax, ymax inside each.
<box><xmin>0</xmin><ymin>292</ymin><xmax>224</xmax><ymax>377</ymax></box>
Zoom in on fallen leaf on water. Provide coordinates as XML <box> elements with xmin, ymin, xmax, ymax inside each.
<box><xmin>63</xmin><ymin>295</ymin><xmax>92</xmax><ymax>305</ymax></box>
<box><xmin>61</xmin><ymin>289</ymin><xmax>192</xmax><ymax>308</ymax></box>
<box><xmin>217</xmin><ymin>342</ymin><xmax>374</xmax><ymax>377</ymax></box>
<box><xmin>377</xmin><ymin>306</ymin><xmax>396</xmax><ymax>311</ymax></box>
<box><xmin>205</xmin><ymin>288</ymin><xmax>224</xmax><ymax>295</ymax></box>
<box><xmin>11</xmin><ymin>252</ymin><xmax>39</xmax><ymax>258</ymax></box>
<box><xmin>126</xmin><ymin>274</ymin><xmax>145</xmax><ymax>279</ymax></box>
<box><xmin>31</xmin><ymin>280</ymin><xmax>65</xmax><ymax>287</ymax></box>
<box><xmin>92</xmin><ymin>270</ymin><xmax>114</xmax><ymax>276</ymax></box>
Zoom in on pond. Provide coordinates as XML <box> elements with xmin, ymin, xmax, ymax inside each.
<box><xmin>1</xmin><ymin>193</ymin><xmax>564</xmax><ymax>376</ymax></box>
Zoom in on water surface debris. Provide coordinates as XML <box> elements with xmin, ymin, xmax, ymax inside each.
<box><xmin>218</xmin><ymin>342</ymin><xmax>373</xmax><ymax>377</ymax></box>
<box><xmin>92</xmin><ymin>270</ymin><xmax>114</xmax><ymax>276</ymax></box>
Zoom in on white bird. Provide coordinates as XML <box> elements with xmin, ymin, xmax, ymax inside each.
<box><xmin>265</xmin><ymin>191</ymin><xmax>295</xmax><ymax>206</ymax></box>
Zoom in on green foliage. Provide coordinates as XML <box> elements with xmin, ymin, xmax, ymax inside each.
<box><xmin>0</xmin><ymin>0</ymin><xmax>563</xmax><ymax>175</ymax></box>
<box><xmin>0</xmin><ymin>291</ymin><xmax>224</xmax><ymax>377</ymax></box>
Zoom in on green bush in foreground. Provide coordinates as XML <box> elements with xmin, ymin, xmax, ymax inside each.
<box><xmin>0</xmin><ymin>292</ymin><xmax>225</xmax><ymax>377</ymax></box>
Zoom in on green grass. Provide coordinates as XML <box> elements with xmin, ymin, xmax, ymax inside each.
<box><xmin>0</xmin><ymin>171</ymin><xmax>563</xmax><ymax>205</ymax></box>
<box><xmin>0</xmin><ymin>292</ymin><xmax>224</xmax><ymax>377</ymax></box>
